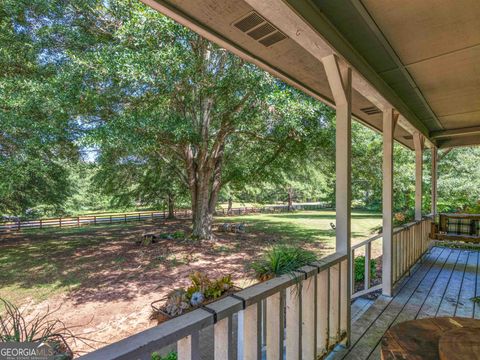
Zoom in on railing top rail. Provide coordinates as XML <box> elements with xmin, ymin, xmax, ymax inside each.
<box><xmin>351</xmin><ymin>233</ymin><xmax>382</xmax><ymax>250</ymax></box>
<box><xmin>78</xmin><ymin>250</ymin><xmax>346</xmax><ymax>360</ymax></box>
<box><xmin>351</xmin><ymin>216</ymin><xmax>433</xmax><ymax>250</ymax></box>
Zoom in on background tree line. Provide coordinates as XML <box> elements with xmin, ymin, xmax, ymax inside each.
<box><xmin>1</xmin><ymin>0</ymin><xmax>480</xmax><ymax>237</ymax></box>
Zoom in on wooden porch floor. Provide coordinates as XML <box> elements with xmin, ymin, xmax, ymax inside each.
<box><xmin>332</xmin><ymin>246</ymin><xmax>480</xmax><ymax>360</ymax></box>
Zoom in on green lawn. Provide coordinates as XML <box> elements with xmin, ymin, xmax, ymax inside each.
<box><xmin>0</xmin><ymin>209</ymin><xmax>382</xmax><ymax>306</ymax></box>
<box><xmin>217</xmin><ymin>209</ymin><xmax>382</xmax><ymax>248</ymax></box>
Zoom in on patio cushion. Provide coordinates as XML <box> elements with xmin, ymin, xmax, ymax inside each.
<box><xmin>447</xmin><ymin>218</ymin><xmax>474</xmax><ymax>235</ymax></box>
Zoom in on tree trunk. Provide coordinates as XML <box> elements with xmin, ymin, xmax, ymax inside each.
<box><xmin>167</xmin><ymin>193</ymin><xmax>175</xmax><ymax>219</ymax></box>
<box><xmin>287</xmin><ymin>187</ymin><xmax>294</xmax><ymax>211</ymax></box>
<box><xmin>191</xmin><ymin>177</ymin><xmax>217</xmax><ymax>240</ymax></box>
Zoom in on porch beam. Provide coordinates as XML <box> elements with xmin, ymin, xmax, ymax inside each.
<box><xmin>437</xmin><ymin>134</ymin><xmax>480</xmax><ymax>149</ymax></box>
<box><xmin>414</xmin><ymin>133</ymin><xmax>425</xmax><ymax>221</ymax></box>
<box><xmin>431</xmin><ymin>125</ymin><xmax>480</xmax><ymax>139</ymax></box>
<box><xmin>431</xmin><ymin>147</ymin><xmax>438</xmax><ymax>216</ymax></box>
<box><xmin>322</xmin><ymin>53</ymin><xmax>352</xmax><ymax>345</ymax></box>
<box><xmin>382</xmin><ymin>108</ymin><xmax>398</xmax><ymax>297</ymax></box>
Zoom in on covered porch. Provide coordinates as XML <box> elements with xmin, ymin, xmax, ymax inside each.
<box><xmin>79</xmin><ymin>0</ymin><xmax>480</xmax><ymax>359</ymax></box>
<box><xmin>334</xmin><ymin>246</ymin><xmax>480</xmax><ymax>359</ymax></box>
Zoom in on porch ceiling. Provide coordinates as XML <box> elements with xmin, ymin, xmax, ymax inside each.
<box><xmin>143</xmin><ymin>0</ymin><xmax>480</xmax><ymax>149</ymax></box>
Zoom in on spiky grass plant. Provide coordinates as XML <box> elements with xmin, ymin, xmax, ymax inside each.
<box><xmin>250</xmin><ymin>245</ymin><xmax>317</xmax><ymax>281</ymax></box>
<box><xmin>0</xmin><ymin>298</ymin><xmax>91</xmax><ymax>358</ymax></box>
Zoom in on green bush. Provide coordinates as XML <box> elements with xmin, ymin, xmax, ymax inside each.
<box><xmin>250</xmin><ymin>245</ymin><xmax>317</xmax><ymax>281</ymax></box>
<box><xmin>354</xmin><ymin>256</ymin><xmax>377</xmax><ymax>282</ymax></box>
<box><xmin>151</xmin><ymin>352</ymin><xmax>177</xmax><ymax>360</ymax></box>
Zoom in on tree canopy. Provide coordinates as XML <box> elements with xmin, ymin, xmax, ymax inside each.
<box><xmin>1</xmin><ymin>0</ymin><xmax>480</xmax><ymax>227</ymax></box>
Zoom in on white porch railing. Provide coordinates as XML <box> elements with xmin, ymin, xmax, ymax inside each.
<box><xmin>392</xmin><ymin>216</ymin><xmax>433</xmax><ymax>285</ymax></box>
<box><xmin>79</xmin><ymin>252</ymin><xmax>348</xmax><ymax>360</ymax></box>
<box><xmin>351</xmin><ymin>216</ymin><xmax>433</xmax><ymax>298</ymax></box>
<box><xmin>78</xmin><ymin>217</ymin><xmax>432</xmax><ymax>359</ymax></box>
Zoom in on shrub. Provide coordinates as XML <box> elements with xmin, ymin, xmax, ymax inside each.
<box><xmin>354</xmin><ymin>256</ymin><xmax>377</xmax><ymax>282</ymax></box>
<box><xmin>250</xmin><ymin>245</ymin><xmax>317</xmax><ymax>281</ymax></box>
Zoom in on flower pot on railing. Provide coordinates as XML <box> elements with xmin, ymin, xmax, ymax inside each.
<box><xmin>150</xmin><ymin>272</ymin><xmax>241</xmax><ymax>325</ymax></box>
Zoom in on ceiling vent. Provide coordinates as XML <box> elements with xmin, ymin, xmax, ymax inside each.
<box><xmin>233</xmin><ymin>11</ymin><xmax>287</xmax><ymax>47</ymax></box>
<box><xmin>360</xmin><ymin>106</ymin><xmax>382</xmax><ymax>115</ymax></box>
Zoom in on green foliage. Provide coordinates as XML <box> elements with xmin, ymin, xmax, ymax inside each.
<box><xmin>172</xmin><ymin>231</ymin><xmax>185</xmax><ymax>239</ymax></box>
<box><xmin>250</xmin><ymin>245</ymin><xmax>317</xmax><ymax>281</ymax></box>
<box><xmin>0</xmin><ymin>0</ymin><xmax>80</xmax><ymax>216</ymax></box>
<box><xmin>151</xmin><ymin>352</ymin><xmax>177</xmax><ymax>360</ymax></box>
<box><xmin>1</xmin><ymin>0</ymin><xmax>480</xmax><ymax>225</ymax></box>
<box><xmin>354</xmin><ymin>256</ymin><xmax>377</xmax><ymax>282</ymax></box>
<box><xmin>186</xmin><ymin>272</ymin><xmax>234</xmax><ymax>301</ymax></box>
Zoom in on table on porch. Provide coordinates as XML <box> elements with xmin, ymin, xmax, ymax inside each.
<box><xmin>380</xmin><ymin>317</ymin><xmax>480</xmax><ymax>360</ymax></box>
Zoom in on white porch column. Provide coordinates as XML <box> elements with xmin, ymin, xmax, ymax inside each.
<box><xmin>382</xmin><ymin>108</ymin><xmax>398</xmax><ymax>297</ymax></box>
<box><xmin>413</xmin><ymin>132</ymin><xmax>425</xmax><ymax>221</ymax></box>
<box><xmin>322</xmin><ymin>54</ymin><xmax>351</xmax><ymax>344</ymax></box>
<box><xmin>431</xmin><ymin>147</ymin><xmax>438</xmax><ymax>216</ymax></box>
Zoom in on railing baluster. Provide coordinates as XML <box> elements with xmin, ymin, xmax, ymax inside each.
<box><xmin>177</xmin><ymin>332</ymin><xmax>199</xmax><ymax>360</ymax></box>
<box><xmin>214</xmin><ymin>316</ymin><xmax>232</xmax><ymax>360</ymax></box>
<box><xmin>286</xmin><ymin>285</ymin><xmax>301</xmax><ymax>360</ymax></box>
<box><xmin>266</xmin><ymin>292</ymin><xmax>284</xmax><ymax>360</ymax></box>
<box><xmin>392</xmin><ymin>234</ymin><xmax>397</xmax><ymax>283</ymax></box>
<box><xmin>316</xmin><ymin>269</ymin><xmax>329</xmax><ymax>356</ymax></box>
<box><xmin>364</xmin><ymin>242</ymin><xmax>371</xmax><ymax>290</ymax></box>
<box><xmin>328</xmin><ymin>264</ymin><xmax>340</xmax><ymax>344</ymax></box>
<box><xmin>351</xmin><ymin>248</ymin><xmax>355</xmax><ymax>294</ymax></box>
<box><xmin>340</xmin><ymin>259</ymin><xmax>349</xmax><ymax>342</ymax></box>
<box><xmin>243</xmin><ymin>303</ymin><xmax>261</xmax><ymax>360</ymax></box>
<box><xmin>302</xmin><ymin>276</ymin><xmax>316</xmax><ymax>360</ymax></box>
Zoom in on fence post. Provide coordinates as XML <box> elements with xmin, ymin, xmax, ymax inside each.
<box><xmin>110</xmin><ymin>215</ymin><xmax>112</xmax><ymax>224</ymax></box>
<box><xmin>40</xmin><ymin>219</ymin><xmax>43</xmax><ymax>229</ymax></box>
<box><xmin>77</xmin><ymin>217</ymin><xmax>80</xmax><ymax>227</ymax></box>
<box><xmin>138</xmin><ymin>213</ymin><xmax>141</xmax><ymax>221</ymax></box>
<box><xmin>94</xmin><ymin>216</ymin><xmax>97</xmax><ymax>225</ymax></box>
<box><xmin>59</xmin><ymin>218</ymin><xmax>62</xmax><ymax>228</ymax></box>
<box><xmin>124</xmin><ymin>214</ymin><xmax>127</xmax><ymax>223</ymax></box>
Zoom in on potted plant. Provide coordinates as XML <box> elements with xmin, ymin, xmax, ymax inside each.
<box><xmin>151</xmin><ymin>272</ymin><xmax>239</xmax><ymax>324</ymax></box>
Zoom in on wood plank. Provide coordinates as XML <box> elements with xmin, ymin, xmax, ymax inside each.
<box><xmin>437</xmin><ymin>250</ymin><xmax>469</xmax><ymax>317</ymax></box>
<box><xmin>266</xmin><ymin>292</ymin><xmax>284</xmax><ymax>360</ymax></box>
<box><xmin>177</xmin><ymin>332</ymin><xmax>200</xmax><ymax>360</ymax></box>
<box><xmin>302</xmin><ymin>276</ymin><xmax>316</xmax><ymax>360</ymax></box>
<box><xmin>243</xmin><ymin>303</ymin><xmax>261</xmax><ymax>360</ymax></box>
<box><xmin>351</xmin><ymin>298</ymin><xmax>374</xmax><ymax>323</ymax></box>
<box><xmin>390</xmin><ymin>248</ymin><xmax>451</xmax><ymax>325</ymax></box>
<box><xmin>355</xmin><ymin>248</ymin><xmax>450</xmax><ymax>360</ymax></box>
<box><xmin>214</xmin><ymin>317</ymin><xmax>232</xmax><ymax>360</ymax></box>
<box><xmin>285</xmin><ymin>285</ymin><xmax>300</xmax><ymax>360</ymax></box>
<box><xmin>417</xmin><ymin>248</ymin><xmax>460</xmax><ymax>319</ymax></box>
<box><xmin>317</xmin><ymin>270</ymin><xmax>329</xmax><ymax>356</ymax></box>
<box><xmin>329</xmin><ymin>264</ymin><xmax>340</xmax><ymax>344</ymax></box>
<box><xmin>455</xmin><ymin>250</ymin><xmax>478</xmax><ymax>318</ymax></box>
<box><xmin>342</xmin><ymin>247</ymin><xmax>445</xmax><ymax>360</ymax></box>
